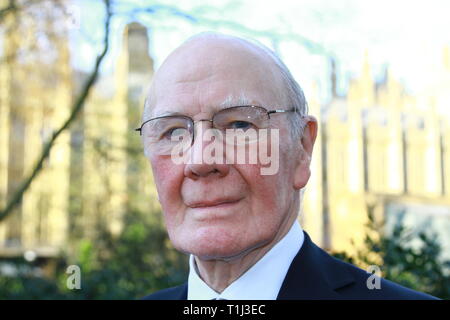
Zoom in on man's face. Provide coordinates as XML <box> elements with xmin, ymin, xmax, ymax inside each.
<box><xmin>147</xmin><ymin>37</ymin><xmax>313</xmax><ymax>260</ymax></box>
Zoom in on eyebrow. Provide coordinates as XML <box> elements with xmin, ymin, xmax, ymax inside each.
<box><xmin>154</xmin><ymin>111</ymin><xmax>186</xmax><ymax>117</ymax></box>
<box><xmin>219</xmin><ymin>93</ymin><xmax>259</xmax><ymax>108</ymax></box>
<box><xmin>150</xmin><ymin>95</ymin><xmax>262</xmax><ymax>119</ymax></box>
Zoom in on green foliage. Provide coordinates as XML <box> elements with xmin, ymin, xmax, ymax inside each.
<box><xmin>0</xmin><ymin>210</ymin><xmax>188</xmax><ymax>300</ymax></box>
<box><xmin>4</xmin><ymin>203</ymin><xmax>448</xmax><ymax>299</ymax></box>
<box><xmin>333</xmin><ymin>210</ymin><xmax>450</xmax><ymax>299</ymax></box>
<box><xmin>0</xmin><ymin>272</ymin><xmax>66</xmax><ymax>300</ymax></box>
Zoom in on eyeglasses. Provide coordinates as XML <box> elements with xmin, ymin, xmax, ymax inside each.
<box><xmin>135</xmin><ymin>105</ymin><xmax>296</xmax><ymax>155</ymax></box>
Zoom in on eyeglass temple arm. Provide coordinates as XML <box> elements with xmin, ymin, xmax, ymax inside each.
<box><xmin>267</xmin><ymin>108</ymin><xmax>297</xmax><ymax>115</ymax></box>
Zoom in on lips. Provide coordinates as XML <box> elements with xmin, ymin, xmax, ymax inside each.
<box><xmin>187</xmin><ymin>198</ymin><xmax>241</xmax><ymax>208</ymax></box>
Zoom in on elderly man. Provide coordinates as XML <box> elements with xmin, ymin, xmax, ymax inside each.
<box><xmin>138</xmin><ymin>33</ymin><xmax>435</xmax><ymax>300</ymax></box>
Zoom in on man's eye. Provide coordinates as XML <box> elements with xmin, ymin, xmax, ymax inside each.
<box><xmin>161</xmin><ymin>127</ymin><xmax>189</xmax><ymax>140</ymax></box>
<box><xmin>227</xmin><ymin>121</ymin><xmax>254</xmax><ymax>130</ymax></box>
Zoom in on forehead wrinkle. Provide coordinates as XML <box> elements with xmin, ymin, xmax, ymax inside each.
<box><xmin>220</xmin><ymin>93</ymin><xmax>256</xmax><ymax>108</ymax></box>
<box><xmin>146</xmin><ymin>35</ymin><xmax>288</xmax><ymax>122</ymax></box>
<box><xmin>151</xmin><ymin>95</ymin><xmax>262</xmax><ymax>119</ymax></box>
<box><xmin>150</xmin><ymin>91</ymin><xmax>273</xmax><ymax>120</ymax></box>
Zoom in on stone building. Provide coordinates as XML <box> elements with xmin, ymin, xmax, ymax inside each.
<box><xmin>302</xmin><ymin>49</ymin><xmax>450</xmax><ymax>258</ymax></box>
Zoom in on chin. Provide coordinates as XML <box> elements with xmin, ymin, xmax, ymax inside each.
<box><xmin>171</xmin><ymin>225</ymin><xmax>270</xmax><ymax>261</ymax></box>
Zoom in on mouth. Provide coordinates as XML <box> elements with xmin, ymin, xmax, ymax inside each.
<box><xmin>188</xmin><ymin>198</ymin><xmax>242</xmax><ymax>209</ymax></box>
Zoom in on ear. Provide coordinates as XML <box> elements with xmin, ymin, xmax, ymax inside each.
<box><xmin>294</xmin><ymin>116</ymin><xmax>318</xmax><ymax>190</ymax></box>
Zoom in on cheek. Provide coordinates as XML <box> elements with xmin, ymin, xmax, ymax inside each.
<box><xmin>236</xmin><ymin>164</ymin><xmax>290</xmax><ymax>225</ymax></box>
<box><xmin>150</xmin><ymin>156</ymin><xmax>185</xmax><ymax>217</ymax></box>
<box><xmin>241</xmin><ymin>143</ymin><xmax>296</xmax><ymax>219</ymax></box>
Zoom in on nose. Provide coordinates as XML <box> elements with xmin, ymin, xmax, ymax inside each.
<box><xmin>184</xmin><ymin>121</ymin><xmax>230</xmax><ymax>180</ymax></box>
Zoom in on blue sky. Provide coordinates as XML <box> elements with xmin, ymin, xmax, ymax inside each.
<box><xmin>69</xmin><ymin>0</ymin><xmax>450</xmax><ymax>103</ymax></box>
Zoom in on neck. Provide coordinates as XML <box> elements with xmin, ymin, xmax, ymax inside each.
<box><xmin>194</xmin><ymin>210</ymin><xmax>298</xmax><ymax>293</ymax></box>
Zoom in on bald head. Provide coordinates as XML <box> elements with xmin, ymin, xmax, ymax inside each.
<box><xmin>144</xmin><ymin>32</ymin><xmax>307</xmax><ymax>137</ymax></box>
<box><xmin>156</xmin><ymin>33</ymin><xmax>284</xmax><ymax>87</ymax></box>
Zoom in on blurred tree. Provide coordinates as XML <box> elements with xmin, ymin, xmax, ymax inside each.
<box><xmin>0</xmin><ymin>206</ymin><xmax>188</xmax><ymax>299</ymax></box>
<box><xmin>67</xmin><ymin>208</ymin><xmax>188</xmax><ymax>299</ymax></box>
<box><xmin>0</xmin><ymin>0</ymin><xmax>112</xmax><ymax>223</ymax></box>
<box><xmin>332</xmin><ymin>208</ymin><xmax>450</xmax><ymax>299</ymax></box>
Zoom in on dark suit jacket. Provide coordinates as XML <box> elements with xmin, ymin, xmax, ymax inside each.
<box><xmin>142</xmin><ymin>231</ymin><xmax>437</xmax><ymax>300</ymax></box>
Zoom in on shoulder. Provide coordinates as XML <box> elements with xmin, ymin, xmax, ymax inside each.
<box><xmin>280</xmin><ymin>231</ymin><xmax>439</xmax><ymax>300</ymax></box>
<box><xmin>141</xmin><ymin>283</ymin><xmax>188</xmax><ymax>300</ymax></box>
<box><xmin>332</xmin><ymin>258</ymin><xmax>438</xmax><ymax>300</ymax></box>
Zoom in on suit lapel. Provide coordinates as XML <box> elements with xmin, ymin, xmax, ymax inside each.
<box><xmin>277</xmin><ymin>231</ymin><xmax>355</xmax><ymax>300</ymax></box>
<box><xmin>176</xmin><ymin>283</ymin><xmax>188</xmax><ymax>300</ymax></box>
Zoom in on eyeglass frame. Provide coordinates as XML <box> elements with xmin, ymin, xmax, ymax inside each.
<box><xmin>135</xmin><ymin>105</ymin><xmax>298</xmax><ymax>154</ymax></box>
<box><xmin>135</xmin><ymin>105</ymin><xmax>298</xmax><ymax>142</ymax></box>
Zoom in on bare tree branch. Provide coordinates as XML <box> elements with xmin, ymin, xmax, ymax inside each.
<box><xmin>0</xmin><ymin>0</ymin><xmax>112</xmax><ymax>222</ymax></box>
<box><xmin>0</xmin><ymin>0</ymin><xmax>16</xmax><ymax>21</ymax></box>
<box><xmin>122</xmin><ymin>4</ymin><xmax>331</xmax><ymax>56</ymax></box>
<box><xmin>0</xmin><ymin>0</ymin><xmax>69</xmax><ymax>65</ymax></box>
<box><xmin>0</xmin><ymin>0</ymin><xmax>50</xmax><ymax>21</ymax></box>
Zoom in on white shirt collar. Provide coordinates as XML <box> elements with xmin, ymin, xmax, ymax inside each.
<box><xmin>187</xmin><ymin>220</ymin><xmax>304</xmax><ymax>300</ymax></box>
